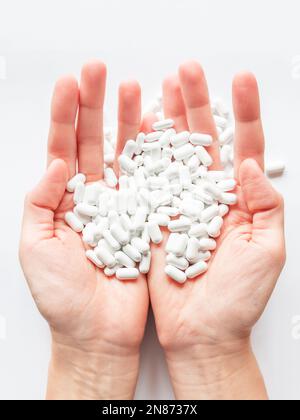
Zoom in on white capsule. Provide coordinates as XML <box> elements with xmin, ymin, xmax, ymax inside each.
<box><xmin>73</xmin><ymin>182</ymin><xmax>85</xmax><ymax>204</ymax></box>
<box><xmin>158</xmin><ymin>128</ymin><xmax>176</xmax><ymax>147</ymax></box>
<box><xmin>110</xmin><ymin>223</ymin><xmax>130</xmax><ymax>246</ymax></box>
<box><xmin>104</xmin><ymin>153</ymin><xmax>114</xmax><ymax>165</ymax></box>
<box><xmin>189</xmin><ymin>133</ymin><xmax>213</xmax><ymax>146</ymax></box>
<box><xmin>65</xmin><ymin>211</ymin><xmax>84</xmax><ymax>232</ymax></box>
<box><xmin>73</xmin><ymin>207</ymin><xmax>91</xmax><ymax>225</ymax></box>
<box><xmin>103</xmin><ymin>229</ymin><xmax>121</xmax><ymax>252</ymax></box>
<box><xmin>266</xmin><ymin>161</ymin><xmax>286</xmax><ymax>177</ymax></box>
<box><xmin>148</xmin><ymin>213</ymin><xmax>170</xmax><ymax>227</ymax></box>
<box><xmin>147</xmin><ymin>221</ymin><xmax>163</xmax><ymax>244</ymax></box>
<box><xmin>115</xmin><ymin>251</ymin><xmax>136</xmax><ymax>268</ymax></box>
<box><xmin>161</xmin><ymin>147</ymin><xmax>173</xmax><ymax>160</ymax></box>
<box><xmin>200</xmin><ymin>204</ymin><xmax>219</xmax><ymax>223</ymax></box>
<box><xmin>213</xmin><ymin>98</ymin><xmax>230</xmax><ymax>118</ymax></box>
<box><xmin>214</xmin><ymin>115</ymin><xmax>227</xmax><ymax>129</ymax></box>
<box><xmin>139</xmin><ymin>252</ymin><xmax>151</xmax><ymax>274</ymax></box>
<box><xmin>134</xmin><ymin>155</ymin><xmax>144</xmax><ymax>167</ymax></box>
<box><xmin>168</xmin><ymin>219</ymin><xmax>192</xmax><ymax>233</ymax></box>
<box><xmin>95</xmin><ymin>246</ymin><xmax>116</xmax><ymax>268</ymax></box>
<box><xmin>174</xmin><ymin>143</ymin><xmax>194</xmax><ymax>161</ymax></box>
<box><xmin>152</xmin><ymin>119</ymin><xmax>174</xmax><ymax>131</ymax></box>
<box><xmin>133</xmin><ymin>207</ymin><xmax>148</xmax><ymax>231</ymax></box>
<box><xmin>127</xmin><ymin>191</ymin><xmax>137</xmax><ymax>216</ymax></box>
<box><xmin>187</xmin><ymin>155</ymin><xmax>200</xmax><ymax>172</ymax></box>
<box><xmin>205</xmin><ymin>171</ymin><xmax>226</xmax><ymax>182</ymax></box>
<box><xmin>180</xmin><ymin>198</ymin><xmax>204</xmax><ymax>219</ymax></box>
<box><xmin>217</xmin><ymin>179</ymin><xmax>237</xmax><ymax>192</ymax></box>
<box><xmin>118</xmin><ymin>155</ymin><xmax>137</xmax><ymax>174</ymax></box>
<box><xmin>99</xmin><ymin>192</ymin><xmax>110</xmax><ymax>216</ymax></box>
<box><xmin>166</xmin><ymin>254</ymin><xmax>189</xmax><ymax>271</ymax></box>
<box><xmin>141</xmin><ymin>225</ymin><xmax>150</xmax><ymax>243</ymax></box>
<box><xmin>164</xmin><ymin>183</ymin><xmax>182</xmax><ymax>196</ymax></box>
<box><xmin>219</xmin><ymin>126</ymin><xmax>234</xmax><ymax>145</ymax></box>
<box><xmin>155</xmin><ymin>191</ymin><xmax>173</xmax><ymax>207</ymax></box>
<box><xmin>104</xmin><ymin>167</ymin><xmax>118</xmax><ymax>188</ymax></box>
<box><xmin>192</xmin><ymin>188</ymin><xmax>215</xmax><ymax>205</ymax></box>
<box><xmin>174</xmin><ymin>233</ymin><xmax>189</xmax><ymax>257</ymax></box>
<box><xmin>94</xmin><ymin>218</ymin><xmax>109</xmax><ymax>239</ymax></box>
<box><xmin>220</xmin><ymin>145</ymin><xmax>232</xmax><ymax>167</ymax></box>
<box><xmin>186</xmin><ymin>237</ymin><xmax>200</xmax><ymax>262</ymax></box>
<box><xmin>135</xmin><ymin>132</ymin><xmax>145</xmax><ymax>155</ymax></box>
<box><xmin>86</xmin><ymin>250</ymin><xmax>105</xmax><ymax>268</ymax></box>
<box><xmin>108</xmin><ymin>210</ymin><xmax>119</xmax><ymax>227</ymax></box>
<box><xmin>67</xmin><ymin>173</ymin><xmax>86</xmax><ymax>193</ymax></box>
<box><xmin>188</xmin><ymin>223</ymin><xmax>208</xmax><ymax>238</ymax></box>
<box><xmin>165</xmin><ymin>265</ymin><xmax>187</xmax><ymax>284</ymax></box>
<box><xmin>202</xmin><ymin>182</ymin><xmax>222</xmax><ymax>200</ymax></box>
<box><xmin>84</xmin><ymin>184</ymin><xmax>102</xmax><ymax>205</ymax></box>
<box><xmin>145</xmin><ymin>131</ymin><xmax>164</xmax><ymax>142</ymax></box>
<box><xmin>147</xmin><ymin>176</ymin><xmax>168</xmax><ymax>190</ymax></box>
<box><xmin>219</xmin><ymin>204</ymin><xmax>229</xmax><ymax>217</ymax></box>
<box><xmin>220</xmin><ymin>193</ymin><xmax>238</xmax><ymax>205</ymax></box>
<box><xmin>116</xmin><ymin>268</ymin><xmax>139</xmax><ymax>280</ymax></box>
<box><xmin>166</xmin><ymin>233</ymin><xmax>180</xmax><ymax>254</ymax></box>
<box><xmin>131</xmin><ymin>237</ymin><xmax>150</xmax><ymax>254</ymax></box>
<box><xmin>186</xmin><ymin>261</ymin><xmax>208</xmax><ymax>279</ymax></box>
<box><xmin>199</xmin><ymin>238</ymin><xmax>217</xmax><ymax>251</ymax></box>
<box><xmin>82</xmin><ymin>223</ymin><xmax>96</xmax><ymax>244</ymax></box>
<box><xmin>120</xmin><ymin>214</ymin><xmax>135</xmax><ymax>234</ymax></box>
<box><xmin>104</xmin><ymin>265</ymin><xmax>119</xmax><ymax>277</ymax></box>
<box><xmin>195</xmin><ymin>146</ymin><xmax>213</xmax><ymax>167</ymax></box>
<box><xmin>207</xmin><ymin>216</ymin><xmax>224</xmax><ymax>238</ymax></box>
<box><xmin>157</xmin><ymin>206</ymin><xmax>180</xmax><ymax>217</ymax></box>
<box><xmin>122</xmin><ymin>140</ymin><xmax>137</xmax><ymax>158</ymax></box>
<box><xmin>122</xmin><ymin>244</ymin><xmax>142</xmax><ymax>263</ymax></box>
<box><xmin>119</xmin><ymin>175</ymin><xmax>129</xmax><ymax>190</ymax></box>
<box><xmin>171</xmin><ymin>131</ymin><xmax>190</xmax><ymax>148</ymax></box>
<box><xmin>179</xmin><ymin>165</ymin><xmax>192</xmax><ymax>189</ymax></box>
<box><xmin>76</xmin><ymin>203</ymin><xmax>98</xmax><ymax>218</ymax></box>
<box><xmin>116</xmin><ymin>190</ymin><xmax>128</xmax><ymax>214</ymax></box>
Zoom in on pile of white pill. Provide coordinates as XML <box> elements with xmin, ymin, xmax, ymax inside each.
<box><xmin>64</xmin><ymin>94</ymin><xmax>285</xmax><ymax>284</ymax></box>
<box><xmin>64</xmin><ymin>95</ymin><xmax>241</xmax><ymax>284</ymax></box>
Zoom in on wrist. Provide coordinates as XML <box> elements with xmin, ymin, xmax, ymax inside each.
<box><xmin>47</xmin><ymin>333</ymin><xmax>140</xmax><ymax>400</ymax></box>
<box><xmin>165</xmin><ymin>339</ymin><xmax>268</xmax><ymax>400</ymax></box>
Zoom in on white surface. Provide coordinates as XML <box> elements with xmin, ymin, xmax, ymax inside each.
<box><xmin>0</xmin><ymin>0</ymin><xmax>299</xmax><ymax>400</ymax></box>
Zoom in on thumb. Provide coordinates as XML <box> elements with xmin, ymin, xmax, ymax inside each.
<box><xmin>239</xmin><ymin>158</ymin><xmax>285</xmax><ymax>260</ymax></box>
<box><xmin>22</xmin><ymin>159</ymin><xmax>68</xmax><ymax>241</ymax></box>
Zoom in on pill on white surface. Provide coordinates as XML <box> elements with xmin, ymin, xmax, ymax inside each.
<box><xmin>195</xmin><ymin>146</ymin><xmax>213</xmax><ymax>167</ymax></box>
<box><xmin>131</xmin><ymin>237</ymin><xmax>150</xmax><ymax>254</ymax></box>
<box><xmin>207</xmin><ymin>216</ymin><xmax>224</xmax><ymax>238</ymax></box>
<box><xmin>174</xmin><ymin>144</ymin><xmax>194</xmax><ymax>161</ymax></box>
<box><xmin>266</xmin><ymin>161</ymin><xmax>286</xmax><ymax>177</ymax></box>
<box><xmin>189</xmin><ymin>133</ymin><xmax>213</xmax><ymax>146</ymax></box>
<box><xmin>104</xmin><ymin>167</ymin><xmax>118</xmax><ymax>188</ymax></box>
<box><xmin>73</xmin><ymin>182</ymin><xmax>85</xmax><ymax>204</ymax></box>
<box><xmin>168</xmin><ymin>219</ymin><xmax>192</xmax><ymax>233</ymax></box>
<box><xmin>186</xmin><ymin>261</ymin><xmax>208</xmax><ymax>279</ymax></box>
<box><xmin>86</xmin><ymin>250</ymin><xmax>105</xmax><ymax>268</ymax></box>
<box><xmin>200</xmin><ymin>204</ymin><xmax>219</xmax><ymax>223</ymax></box>
<box><xmin>152</xmin><ymin>119</ymin><xmax>174</xmax><ymax>131</ymax></box>
<box><xmin>118</xmin><ymin>155</ymin><xmax>137</xmax><ymax>174</ymax></box>
<box><xmin>199</xmin><ymin>238</ymin><xmax>217</xmax><ymax>251</ymax></box>
<box><xmin>64</xmin><ymin>212</ymin><xmax>84</xmax><ymax>232</ymax></box>
<box><xmin>122</xmin><ymin>140</ymin><xmax>137</xmax><ymax>158</ymax></box>
<box><xmin>116</xmin><ymin>268</ymin><xmax>139</xmax><ymax>280</ymax></box>
<box><xmin>67</xmin><ymin>173</ymin><xmax>86</xmax><ymax>193</ymax></box>
<box><xmin>95</xmin><ymin>246</ymin><xmax>116</xmax><ymax>268</ymax></box>
<box><xmin>219</xmin><ymin>126</ymin><xmax>234</xmax><ymax>145</ymax></box>
<box><xmin>139</xmin><ymin>252</ymin><xmax>151</xmax><ymax>274</ymax></box>
<box><xmin>165</xmin><ymin>265</ymin><xmax>187</xmax><ymax>284</ymax></box>
<box><xmin>171</xmin><ymin>131</ymin><xmax>190</xmax><ymax>148</ymax></box>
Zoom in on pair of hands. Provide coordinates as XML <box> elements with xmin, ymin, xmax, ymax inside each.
<box><xmin>19</xmin><ymin>60</ymin><xmax>285</xmax><ymax>400</ymax></box>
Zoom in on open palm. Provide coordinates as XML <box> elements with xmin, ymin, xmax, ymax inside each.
<box><xmin>20</xmin><ymin>61</ymin><xmax>149</xmax><ymax>351</ymax></box>
<box><xmin>148</xmin><ymin>62</ymin><xmax>285</xmax><ymax>352</ymax></box>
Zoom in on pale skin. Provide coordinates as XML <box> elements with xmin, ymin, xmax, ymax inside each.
<box><xmin>19</xmin><ymin>60</ymin><xmax>285</xmax><ymax>400</ymax></box>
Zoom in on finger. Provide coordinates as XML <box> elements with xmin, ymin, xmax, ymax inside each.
<box><xmin>22</xmin><ymin>159</ymin><xmax>68</xmax><ymax>241</ymax></box>
<box><xmin>114</xmin><ymin>80</ymin><xmax>141</xmax><ymax>173</ymax></box>
<box><xmin>178</xmin><ymin>61</ymin><xmax>221</xmax><ymax>168</ymax></box>
<box><xmin>239</xmin><ymin>159</ymin><xmax>285</xmax><ymax>254</ymax></box>
<box><xmin>48</xmin><ymin>76</ymin><xmax>79</xmax><ymax>177</ymax></box>
<box><xmin>162</xmin><ymin>75</ymin><xmax>188</xmax><ymax>131</ymax></box>
<box><xmin>140</xmin><ymin>112</ymin><xmax>157</xmax><ymax>133</ymax></box>
<box><xmin>77</xmin><ymin>60</ymin><xmax>107</xmax><ymax>181</ymax></box>
<box><xmin>233</xmin><ymin>72</ymin><xmax>265</xmax><ymax>176</ymax></box>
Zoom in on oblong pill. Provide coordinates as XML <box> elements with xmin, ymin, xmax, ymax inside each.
<box><xmin>186</xmin><ymin>261</ymin><xmax>208</xmax><ymax>279</ymax></box>
<box><xmin>165</xmin><ymin>265</ymin><xmax>187</xmax><ymax>284</ymax></box>
<box><xmin>116</xmin><ymin>268</ymin><xmax>139</xmax><ymax>280</ymax></box>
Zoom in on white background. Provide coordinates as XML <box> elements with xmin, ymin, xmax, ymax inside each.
<box><xmin>0</xmin><ymin>0</ymin><xmax>299</xmax><ymax>400</ymax></box>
